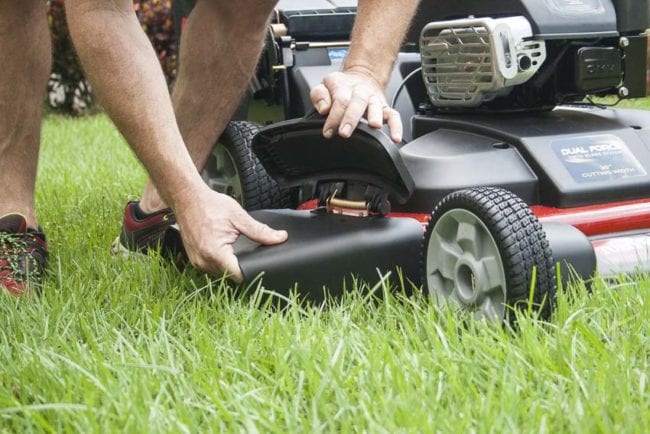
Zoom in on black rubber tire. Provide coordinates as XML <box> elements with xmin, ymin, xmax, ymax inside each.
<box><xmin>421</xmin><ymin>187</ymin><xmax>556</xmax><ymax>323</ymax></box>
<box><xmin>202</xmin><ymin>121</ymin><xmax>296</xmax><ymax>211</ymax></box>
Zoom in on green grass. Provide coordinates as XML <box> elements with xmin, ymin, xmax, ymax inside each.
<box><xmin>0</xmin><ymin>106</ymin><xmax>649</xmax><ymax>433</ymax></box>
<box><xmin>598</xmin><ymin>96</ymin><xmax>650</xmax><ymax>110</ymax></box>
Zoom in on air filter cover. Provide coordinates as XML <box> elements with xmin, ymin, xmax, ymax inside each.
<box><xmin>420</xmin><ymin>16</ymin><xmax>546</xmax><ymax>107</ymax></box>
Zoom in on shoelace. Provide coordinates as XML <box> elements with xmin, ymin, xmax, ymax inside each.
<box><xmin>0</xmin><ymin>231</ymin><xmax>47</xmax><ymax>284</ymax></box>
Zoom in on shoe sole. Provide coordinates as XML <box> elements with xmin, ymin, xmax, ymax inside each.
<box><xmin>110</xmin><ymin>224</ymin><xmax>183</xmax><ymax>259</ymax></box>
<box><xmin>111</xmin><ymin>236</ymin><xmax>134</xmax><ymax>257</ymax></box>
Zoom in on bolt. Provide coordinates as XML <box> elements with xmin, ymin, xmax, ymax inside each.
<box><xmin>619</xmin><ymin>86</ymin><xmax>630</xmax><ymax>97</ymax></box>
<box><xmin>620</xmin><ymin>37</ymin><xmax>630</xmax><ymax>48</ymax></box>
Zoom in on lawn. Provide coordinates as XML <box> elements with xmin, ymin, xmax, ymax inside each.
<box><xmin>0</xmin><ymin>104</ymin><xmax>649</xmax><ymax>433</ymax></box>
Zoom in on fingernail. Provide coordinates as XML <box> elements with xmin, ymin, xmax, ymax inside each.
<box><xmin>340</xmin><ymin>124</ymin><xmax>352</xmax><ymax>137</ymax></box>
<box><xmin>324</xmin><ymin>129</ymin><xmax>334</xmax><ymax>139</ymax></box>
<box><xmin>317</xmin><ymin>99</ymin><xmax>327</xmax><ymax>113</ymax></box>
<box><xmin>272</xmin><ymin>230</ymin><xmax>288</xmax><ymax>243</ymax></box>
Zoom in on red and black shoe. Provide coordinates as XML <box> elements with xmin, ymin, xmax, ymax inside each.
<box><xmin>0</xmin><ymin>214</ymin><xmax>48</xmax><ymax>296</ymax></box>
<box><xmin>112</xmin><ymin>201</ymin><xmax>187</xmax><ymax>267</ymax></box>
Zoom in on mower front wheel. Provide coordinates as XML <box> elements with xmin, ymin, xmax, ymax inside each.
<box><xmin>202</xmin><ymin>121</ymin><xmax>295</xmax><ymax>211</ymax></box>
<box><xmin>421</xmin><ymin>187</ymin><xmax>556</xmax><ymax>324</ymax></box>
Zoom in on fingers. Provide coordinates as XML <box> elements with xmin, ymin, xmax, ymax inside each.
<box><xmin>177</xmin><ymin>191</ymin><xmax>287</xmax><ymax>285</ymax></box>
<box><xmin>324</xmin><ymin>76</ymin><xmax>372</xmax><ymax>139</ymax></box>
<box><xmin>186</xmin><ymin>241</ymin><xmax>243</xmax><ymax>283</ymax></box>
<box><xmin>234</xmin><ymin>211</ymin><xmax>288</xmax><ymax>246</ymax></box>
<box><xmin>366</xmin><ymin>95</ymin><xmax>385</xmax><ymax>129</ymax></box>
<box><xmin>384</xmin><ymin>107</ymin><xmax>403</xmax><ymax>143</ymax></box>
<box><xmin>336</xmin><ymin>87</ymin><xmax>372</xmax><ymax>138</ymax></box>
<box><xmin>319</xmin><ymin>73</ymin><xmax>347</xmax><ymax>138</ymax></box>
<box><xmin>210</xmin><ymin>210</ymin><xmax>287</xmax><ymax>282</ymax></box>
<box><xmin>215</xmin><ymin>246</ymin><xmax>244</xmax><ymax>283</ymax></box>
<box><xmin>310</xmin><ymin>83</ymin><xmax>331</xmax><ymax>115</ymax></box>
<box><xmin>314</xmin><ymin>71</ymin><xmax>403</xmax><ymax>143</ymax></box>
<box><xmin>322</xmin><ymin>87</ymin><xmax>351</xmax><ymax>139</ymax></box>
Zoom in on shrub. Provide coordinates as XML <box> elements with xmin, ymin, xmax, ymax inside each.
<box><xmin>133</xmin><ymin>0</ymin><xmax>178</xmax><ymax>85</ymax></box>
<box><xmin>47</xmin><ymin>0</ymin><xmax>92</xmax><ymax>116</ymax></box>
<box><xmin>46</xmin><ymin>0</ymin><xmax>178</xmax><ymax>116</ymax></box>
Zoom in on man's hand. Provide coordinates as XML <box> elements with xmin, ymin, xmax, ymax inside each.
<box><xmin>175</xmin><ymin>186</ymin><xmax>288</xmax><ymax>283</ymax></box>
<box><xmin>309</xmin><ymin>0</ymin><xmax>420</xmax><ymax>144</ymax></box>
<box><xmin>310</xmin><ymin>69</ymin><xmax>403</xmax><ymax>144</ymax></box>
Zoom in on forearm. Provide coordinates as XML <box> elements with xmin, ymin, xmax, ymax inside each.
<box><xmin>345</xmin><ymin>0</ymin><xmax>421</xmax><ymax>88</ymax></box>
<box><xmin>66</xmin><ymin>1</ymin><xmax>204</xmax><ymax>211</ymax></box>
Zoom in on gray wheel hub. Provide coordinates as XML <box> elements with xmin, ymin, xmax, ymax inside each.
<box><xmin>202</xmin><ymin>143</ymin><xmax>244</xmax><ymax>204</ymax></box>
<box><xmin>425</xmin><ymin>208</ymin><xmax>507</xmax><ymax>322</ymax></box>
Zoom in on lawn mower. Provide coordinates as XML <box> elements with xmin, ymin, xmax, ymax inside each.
<box><xmin>202</xmin><ymin>0</ymin><xmax>650</xmax><ymax>323</ymax></box>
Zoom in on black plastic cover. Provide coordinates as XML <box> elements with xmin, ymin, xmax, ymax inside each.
<box><xmin>252</xmin><ymin>117</ymin><xmax>415</xmax><ymax>204</ymax></box>
<box><xmin>623</xmin><ymin>35</ymin><xmax>649</xmax><ymax>98</ymax></box>
<box><xmin>234</xmin><ymin>209</ymin><xmax>423</xmax><ymax>300</ymax></box>
<box><xmin>409</xmin><ymin>108</ymin><xmax>650</xmax><ymax>208</ymax></box>
<box><xmin>406</xmin><ymin>0</ymin><xmax>619</xmax><ymax>42</ymax></box>
<box><xmin>574</xmin><ymin>47</ymin><xmax>623</xmax><ymax>93</ymax></box>
<box><xmin>613</xmin><ymin>0</ymin><xmax>650</xmax><ymax>33</ymax></box>
<box><xmin>542</xmin><ymin>222</ymin><xmax>596</xmax><ymax>287</ymax></box>
<box><xmin>397</xmin><ymin>129</ymin><xmax>539</xmax><ymax>212</ymax></box>
<box><xmin>276</xmin><ymin>0</ymin><xmax>357</xmax><ymax>40</ymax></box>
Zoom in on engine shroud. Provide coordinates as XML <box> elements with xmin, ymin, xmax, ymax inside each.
<box><xmin>420</xmin><ymin>16</ymin><xmax>547</xmax><ymax>107</ymax></box>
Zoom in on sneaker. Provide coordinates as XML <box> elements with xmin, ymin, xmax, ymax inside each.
<box><xmin>111</xmin><ymin>201</ymin><xmax>186</xmax><ymax>267</ymax></box>
<box><xmin>0</xmin><ymin>214</ymin><xmax>48</xmax><ymax>296</ymax></box>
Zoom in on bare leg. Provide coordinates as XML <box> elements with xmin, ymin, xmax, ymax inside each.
<box><xmin>139</xmin><ymin>0</ymin><xmax>278</xmax><ymax>213</ymax></box>
<box><xmin>66</xmin><ymin>0</ymin><xmax>200</xmax><ymax>201</ymax></box>
<box><xmin>66</xmin><ymin>0</ymin><xmax>287</xmax><ymax>281</ymax></box>
<box><xmin>0</xmin><ymin>1</ymin><xmax>51</xmax><ymax>228</ymax></box>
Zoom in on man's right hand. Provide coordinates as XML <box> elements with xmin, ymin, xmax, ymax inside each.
<box><xmin>310</xmin><ymin>69</ymin><xmax>403</xmax><ymax>143</ymax></box>
<box><xmin>174</xmin><ymin>185</ymin><xmax>288</xmax><ymax>283</ymax></box>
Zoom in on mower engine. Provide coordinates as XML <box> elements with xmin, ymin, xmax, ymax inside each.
<box><xmin>420</xmin><ymin>17</ymin><xmax>547</xmax><ymax>107</ymax></box>
<box><xmin>414</xmin><ymin>0</ymin><xmax>649</xmax><ymax>112</ymax></box>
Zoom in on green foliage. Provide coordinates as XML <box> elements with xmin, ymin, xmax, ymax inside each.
<box><xmin>133</xmin><ymin>0</ymin><xmax>178</xmax><ymax>84</ymax></box>
<box><xmin>0</xmin><ymin>113</ymin><xmax>648</xmax><ymax>432</ymax></box>
<box><xmin>47</xmin><ymin>0</ymin><xmax>93</xmax><ymax>116</ymax></box>
<box><xmin>46</xmin><ymin>0</ymin><xmax>178</xmax><ymax>116</ymax></box>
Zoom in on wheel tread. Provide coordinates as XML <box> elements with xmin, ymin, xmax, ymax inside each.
<box><xmin>421</xmin><ymin>187</ymin><xmax>556</xmax><ymax>322</ymax></box>
<box><xmin>207</xmin><ymin>121</ymin><xmax>296</xmax><ymax>210</ymax></box>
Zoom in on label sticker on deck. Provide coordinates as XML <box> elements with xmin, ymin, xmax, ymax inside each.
<box><xmin>545</xmin><ymin>0</ymin><xmax>605</xmax><ymax>15</ymax></box>
<box><xmin>552</xmin><ymin>135</ymin><xmax>647</xmax><ymax>183</ymax></box>
<box><xmin>328</xmin><ymin>48</ymin><xmax>349</xmax><ymax>61</ymax></box>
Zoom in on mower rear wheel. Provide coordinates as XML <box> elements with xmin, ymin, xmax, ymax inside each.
<box><xmin>202</xmin><ymin>121</ymin><xmax>295</xmax><ymax>211</ymax></box>
<box><xmin>421</xmin><ymin>187</ymin><xmax>556</xmax><ymax>324</ymax></box>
